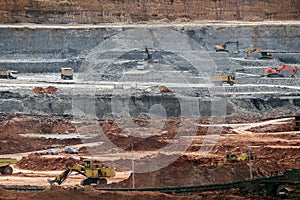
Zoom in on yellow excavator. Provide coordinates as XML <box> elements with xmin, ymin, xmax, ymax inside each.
<box><xmin>47</xmin><ymin>159</ymin><xmax>115</xmax><ymax>185</ymax></box>
<box><xmin>247</xmin><ymin>47</ymin><xmax>273</xmax><ymax>59</ymax></box>
<box><xmin>214</xmin><ymin>41</ymin><xmax>239</xmax><ymax>53</ymax></box>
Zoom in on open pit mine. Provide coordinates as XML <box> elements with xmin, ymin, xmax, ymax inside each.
<box><xmin>0</xmin><ymin>0</ymin><xmax>299</xmax><ymax>199</ymax></box>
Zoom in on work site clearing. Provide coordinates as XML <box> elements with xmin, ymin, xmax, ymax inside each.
<box><xmin>0</xmin><ymin>2</ymin><xmax>300</xmax><ymax>196</ymax></box>
<box><xmin>0</xmin><ymin>113</ymin><xmax>299</xmax><ymax>199</ymax></box>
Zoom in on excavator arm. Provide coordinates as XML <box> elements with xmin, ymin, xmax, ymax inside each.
<box><xmin>47</xmin><ymin>164</ymin><xmax>86</xmax><ymax>185</ymax></box>
<box><xmin>215</xmin><ymin>41</ymin><xmax>239</xmax><ymax>52</ymax></box>
<box><xmin>292</xmin><ymin>67</ymin><xmax>298</xmax><ymax>76</ymax></box>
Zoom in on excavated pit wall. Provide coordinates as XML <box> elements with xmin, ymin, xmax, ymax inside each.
<box><xmin>0</xmin><ymin>23</ymin><xmax>299</xmax><ymax>73</ymax></box>
<box><xmin>0</xmin><ymin>23</ymin><xmax>299</xmax><ymax>118</ymax></box>
<box><xmin>1</xmin><ymin>89</ymin><xmax>299</xmax><ymax>119</ymax></box>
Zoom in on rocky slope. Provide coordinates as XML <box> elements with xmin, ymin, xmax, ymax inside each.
<box><xmin>0</xmin><ymin>0</ymin><xmax>299</xmax><ymax>24</ymax></box>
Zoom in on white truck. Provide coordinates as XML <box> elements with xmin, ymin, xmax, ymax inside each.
<box><xmin>0</xmin><ymin>70</ymin><xmax>18</xmax><ymax>79</ymax></box>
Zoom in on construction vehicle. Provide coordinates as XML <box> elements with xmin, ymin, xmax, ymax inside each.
<box><xmin>212</xmin><ymin>151</ymin><xmax>253</xmax><ymax>166</ymax></box>
<box><xmin>60</xmin><ymin>67</ymin><xmax>74</xmax><ymax>80</ymax></box>
<box><xmin>0</xmin><ymin>158</ymin><xmax>18</xmax><ymax>175</ymax></box>
<box><xmin>0</xmin><ymin>70</ymin><xmax>18</xmax><ymax>79</ymax></box>
<box><xmin>143</xmin><ymin>47</ymin><xmax>152</xmax><ymax>61</ymax></box>
<box><xmin>214</xmin><ymin>41</ymin><xmax>239</xmax><ymax>53</ymax></box>
<box><xmin>211</xmin><ymin>74</ymin><xmax>236</xmax><ymax>86</ymax></box>
<box><xmin>265</xmin><ymin>65</ymin><xmax>298</xmax><ymax>78</ymax></box>
<box><xmin>295</xmin><ymin>115</ymin><xmax>300</xmax><ymax>131</ymax></box>
<box><xmin>47</xmin><ymin>159</ymin><xmax>115</xmax><ymax>186</ymax></box>
<box><xmin>225</xmin><ymin>151</ymin><xmax>253</xmax><ymax>162</ymax></box>
<box><xmin>247</xmin><ymin>47</ymin><xmax>273</xmax><ymax>59</ymax></box>
<box><xmin>136</xmin><ymin>60</ymin><xmax>145</xmax><ymax>70</ymax></box>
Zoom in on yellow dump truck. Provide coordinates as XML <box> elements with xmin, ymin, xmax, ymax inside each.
<box><xmin>211</xmin><ymin>74</ymin><xmax>236</xmax><ymax>86</ymax></box>
<box><xmin>0</xmin><ymin>158</ymin><xmax>18</xmax><ymax>175</ymax></box>
<box><xmin>60</xmin><ymin>67</ymin><xmax>74</xmax><ymax>80</ymax></box>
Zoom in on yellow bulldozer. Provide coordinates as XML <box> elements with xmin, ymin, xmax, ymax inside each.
<box><xmin>47</xmin><ymin>159</ymin><xmax>115</xmax><ymax>185</ymax></box>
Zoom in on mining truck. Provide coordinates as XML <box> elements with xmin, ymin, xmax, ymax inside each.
<box><xmin>47</xmin><ymin>159</ymin><xmax>115</xmax><ymax>185</ymax></box>
<box><xmin>211</xmin><ymin>74</ymin><xmax>236</xmax><ymax>86</ymax></box>
<box><xmin>60</xmin><ymin>67</ymin><xmax>74</xmax><ymax>80</ymax></box>
<box><xmin>0</xmin><ymin>158</ymin><xmax>18</xmax><ymax>175</ymax></box>
<box><xmin>0</xmin><ymin>70</ymin><xmax>18</xmax><ymax>79</ymax></box>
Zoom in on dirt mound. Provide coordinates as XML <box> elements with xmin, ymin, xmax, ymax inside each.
<box><xmin>98</xmin><ymin>118</ymin><xmax>178</xmax><ymax>151</ymax></box>
<box><xmin>0</xmin><ymin>129</ymin><xmax>81</xmax><ymax>154</ymax></box>
<box><xmin>33</xmin><ymin>86</ymin><xmax>58</xmax><ymax>95</ymax></box>
<box><xmin>0</xmin><ymin>115</ymin><xmax>75</xmax><ymax>135</ymax></box>
<box><xmin>247</xmin><ymin>122</ymin><xmax>295</xmax><ymax>133</ymax></box>
<box><xmin>16</xmin><ymin>154</ymin><xmax>81</xmax><ymax>171</ymax></box>
<box><xmin>110</xmin><ymin>152</ymin><xmax>300</xmax><ymax>189</ymax></box>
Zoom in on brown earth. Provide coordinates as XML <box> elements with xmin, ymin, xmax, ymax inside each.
<box><xmin>0</xmin><ymin>113</ymin><xmax>299</xmax><ymax>199</ymax></box>
<box><xmin>0</xmin><ymin>115</ymin><xmax>80</xmax><ymax>154</ymax></box>
<box><xmin>0</xmin><ymin>0</ymin><xmax>299</xmax><ymax>24</ymax></box>
<box><xmin>247</xmin><ymin>122</ymin><xmax>295</xmax><ymax>133</ymax></box>
<box><xmin>1</xmin><ymin>187</ymin><xmax>297</xmax><ymax>200</ymax></box>
<box><xmin>33</xmin><ymin>86</ymin><xmax>58</xmax><ymax>95</ymax></box>
<box><xmin>109</xmin><ymin>152</ymin><xmax>300</xmax><ymax>188</ymax></box>
<box><xmin>0</xmin><ymin>187</ymin><xmax>200</xmax><ymax>200</ymax></box>
<box><xmin>16</xmin><ymin>154</ymin><xmax>80</xmax><ymax>171</ymax></box>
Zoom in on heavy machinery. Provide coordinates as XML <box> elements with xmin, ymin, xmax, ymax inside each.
<box><xmin>0</xmin><ymin>158</ymin><xmax>18</xmax><ymax>175</ymax></box>
<box><xmin>265</xmin><ymin>65</ymin><xmax>298</xmax><ymax>78</ymax></box>
<box><xmin>47</xmin><ymin>159</ymin><xmax>115</xmax><ymax>186</ymax></box>
<box><xmin>225</xmin><ymin>151</ymin><xmax>253</xmax><ymax>163</ymax></box>
<box><xmin>212</xmin><ymin>151</ymin><xmax>253</xmax><ymax>166</ymax></box>
<box><xmin>214</xmin><ymin>41</ymin><xmax>239</xmax><ymax>53</ymax></box>
<box><xmin>144</xmin><ymin>47</ymin><xmax>152</xmax><ymax>60</ymax></box>
<box><xmin>60</xmin><ymin>67</ymin><xmax>74</xmax><ymax>80</ymax></box>
<box><xmin>295</xmin><ymin>115</ymin><xmax>300</xmax><ymax>131</ymax></box>
<box><xmin>211</xmin><ymin>74</ymin><xmax>236</xmax><ymax>86</ymax></box>
<box><xmin>0</xmin><ymin>70</ymin><xmax>18</xmax><ymax>79</ymax></box>
<box><xmin>247</xmin><ymin>47</ymin><xmax>273</xmax><ymax>59</ymax></box>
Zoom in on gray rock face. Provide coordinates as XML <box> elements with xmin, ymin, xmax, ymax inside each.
<box><xmin>0</xmin><ymin>90</ymin><xmax>299</xmax><ymax>119</ymax></box>
<box><xmin>0</xmin><ymin>99</ymin><xmax>24</xmax><ymax>113</ymax></box>
<box><xmin>0</xmin><ymin>24</ymin><xmax>299</xmax><ymax>73</ymax></box>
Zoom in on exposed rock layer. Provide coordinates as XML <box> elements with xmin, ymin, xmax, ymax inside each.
<box><xmin>0</xmin><ymin>0</ymin><xmax>299</xmax><ymax>24</ymax></box>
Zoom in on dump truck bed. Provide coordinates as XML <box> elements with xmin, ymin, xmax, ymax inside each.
<box><xmin>0</xmin><ymin>158</ymin><xmax>18</xmax><ymax>167</ymax></box>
